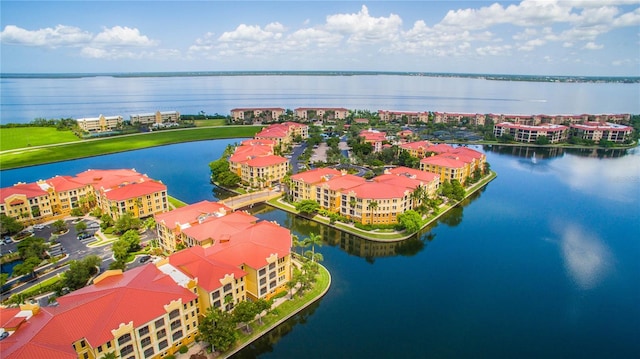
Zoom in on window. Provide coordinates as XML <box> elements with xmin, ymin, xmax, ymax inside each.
<box><xmin>141</xmin><ymin>336</ymin><xmax>151</xmax><ymax>348</ymax></box>
<box><xmin>83</xmin><ymin>353</ymin><xmax>89</xmax><ymax>359</ymax></box>
<box><xmin>158</xmin><ymin>340</ymin><xmax>168</xmax><ymax>350</ymax></box>
<box><xmin>212</xmin><ymin>291</ymin><xmax>220</xmax><ymax>299</ymax></box>
<box><xmin>117</xmin><ymin>333</ymin><xmax>131</xmax><ymax>346</ymax></box>
<box><xmin>270</xmin><ymin>280</ymin><xmax>276</xmax><ymax>289</ymax></box>
<box><xmin>169</xmin><ymin>309</ymin><xmax>180</xmax><ymax>320</ymax></box>
<box><xmin>144</xmin><ymin>347</ymin><xmax>155</xmax><ymax>358</ymax></box>
<box><xmin>97</xmin><ymin>347</ymin><xmax>103</xmax><ymax>353</ymax></box>
<box><xmin>170</xmin><ymin>319</ymin><xmax>181</xmax><ymax>330</ymax></box>
<box><xmin>155</xmin><ymin>318</ymin><xmax>165</xmax><ymax>328</ymax></box>
<box><xmin>80</xmin><ymin>340</ymin><xmax>86</xmax><ymax>348</ymax></box>
<box><xmin>259</xmin><ymin>268</ymin><xmax>266</xmax><ymax>276</ymax></box>
<box><xmin>157</xmin><ymin>329</ymin><xmax>166</xmax><ymax>339</ymax></box>
<box><xmin>213</xmin><ymin>300</ymin><xmax>221</xmax><ymax>308</ymax></box>
<box><xmin>260</xmin><ymin>277</ymin><xmax>266</xmax><ymax>285</ymax></box>
<box><xmin>172</xmin><ymin>330</ymin><xmax>184</xmax><ymax>341</ymax></box>
<box><xmin>269</xmin><ymin>271</ymin><xmax>276</xmax><ymax>279</ymax></box>
<box><xmin>223</xmin><ymin>283</ymin><xmax>232</xmax><ymax>292</ymax></box>
<box><xmin>269</xmin><ymin>262</ymin><xmax>276</xmax><ymax>270</ymax></box>
<box><xmin>138</xmin><ymin>326</ymin><xmax>149</xmax><ymax>336</ymax></box>
<box><xmin>107</xmin><ymin>342</ymin><xmax>112</xmax><ymax>348</ymax></box>
<box><xmin>120</xmin><ymin>344</ymin><xmax>134</xmax><ymax>357</ymax></box>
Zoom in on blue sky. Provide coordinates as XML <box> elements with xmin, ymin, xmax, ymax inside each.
<box><xmin>1</xmin><ymin>0</ymin><xmax>639</xmax><ymax>76</ymax></box>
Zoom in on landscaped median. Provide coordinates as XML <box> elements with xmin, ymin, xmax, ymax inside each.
<box><xmin>216</xmin><ymin>263</ymin><xmax>331</xmax><ymax>359</ymax></box>
<box><xmin>267</xmin><ymin>170</ymin><xmax>497</xmax><ymax>242</ymax></box>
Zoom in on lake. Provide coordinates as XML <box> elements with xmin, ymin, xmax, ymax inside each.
<box><xmin>1</xmin><ymin>141</ymin><xmax>638</xmax><ymax>358</ymax></box>
<box><xmin>2</xmin><ymin>74</ymin><xmax>639</xmax><ymax>124</ymax></box>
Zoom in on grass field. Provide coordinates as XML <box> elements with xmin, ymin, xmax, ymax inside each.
<box><xmin>0</xmin><ymin>127</ymin><xmax>79</xmax><ymax>151</ymax></box>
<box><xmin>0</xmin><ymin>126</ymin><xmax>262</xmax><ymax>170</ymax></box>
<box><xmin>194</xmin><ymin>119</ymin><xmax>226</xmax><ymax>127</ymax></box>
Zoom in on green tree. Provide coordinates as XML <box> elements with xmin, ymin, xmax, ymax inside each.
<box><xmin>233</xmin><ymin>300</ymin><xmax>258</xmax><ymax>332</ymax></box>
<box><xmin>295</xmin><ymin>200</ymin><xmax>320</xmax><ymax>215</ymax></box>
<box><xmin>198</xmin><ymin>307</ymin><xmax>238</xmax><ymax>353</ymax></box>
<box><xmin>52</xmin><ymin>219</ymin><xmax>67</xmax><ymax>233</ymax></box>
<box><xmin>303</xmin><ymin>233</ymin><xmax>323</xmax><ymax>263</ymax></box>
<box><xmin>209</xmin><ymin>158</ymin><xmax>230</xmax><ymax>182</ymax></box>
<box><xmin>1</xmin><ymin>273</ymin><xmax>9</xmax><ymax>287</ymax></box>
<box><xmin>217</xmin><ymin>171</ymin><xmax>241</xmax><ymax>187</ymax></box>
<box><xmin>13</xmin><ymin>256</ymin><xmax>41</xmax><ymax>277</ymax></box>
<box><xmin>535</xmin><ymin>135</ymin><xmax>550</xmax><ymax>145</ymax></box>
<box><xmin>17</xmin><ymin>236</ymin><xmax>48</xmax><ymax>260</ymax></box>
<box><xmin>254</xmin><ymin>298</ymin><xmax>272</xmax><ymax>325</ymax></box>
<box><xmin>112</xmin><ymin>240</ymin><xmax>130</xmax><ymax>263</ymax></box>
<box><xmin>0</xmin><ymin>214</ymin><xmax>24</xmax><ymax>235</ymax></box>
<box><xmin>120</xmin><ymin>230</ymin><xmax>141</xmax><ymax>252</ymax></box>
<box><xmin>367</xmin><ymin>200</ymin><xmax>378</xmax><ymax>224</ymax></box>
<box><xmin>99</xmin><ymin>352</ymin><xmax>117</xmax><ymax>359</ymax></box>
<box><xmin>75</xmin><ymin>221</ymin><xmax>87</xmax><ymax>233</ymax></box>
<box><xmin>397</xmin><ymin>210</ymin><xmax>424</xmax><ymax>233</ymax></box>
<box><xmin>100</xmin><ymin>214</ymin><xmax>114</xmax><ymax>230</ymax></box>
<box><xmin>114</xmin><ymin>212</ymin><xmax>141</xmax><ymax>234</ymax></box>
<box><xmin>63</xmin><ymin>255</ymin><xmax>101</xmax><ymax>290</ymax></box>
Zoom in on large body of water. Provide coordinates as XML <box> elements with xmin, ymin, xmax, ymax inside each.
<box><xmin>1</xmin><ymin>141</ymin><xmax>638</xmax><ymax>358</ymax></box>
<box><xmin>1</xmin><ymin>74</ymin><xmax>639</xmax><ymax>357</ymax></box>
<box><xmin>2</xmin><ymin>74</ymin><xmax>639</xmax><ymax>123</ymax></box>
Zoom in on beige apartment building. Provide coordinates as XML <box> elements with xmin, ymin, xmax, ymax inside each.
<box><xmin>76</xmin><ymin>114</ymin><xmax>123</xmax><ymax>132</ymax></box>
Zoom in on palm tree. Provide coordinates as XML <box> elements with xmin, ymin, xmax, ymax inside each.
<box><xmin>367</xmin><ymin>200</ymin><xmax>378</xmax><ymax>225</ymax></box>
<box><xmin>304</xmin><ymin>233</ymin><xmax>322</xmax><ymax>263</ymax></box>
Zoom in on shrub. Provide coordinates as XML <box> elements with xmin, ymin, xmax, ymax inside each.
<box><xmin>178</xmin><ymin>345</ymin><xmax>188</xmax><ymax>354</ymax></box>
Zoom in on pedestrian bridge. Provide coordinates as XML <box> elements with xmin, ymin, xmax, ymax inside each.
<box><xmin>219</xmin><ymin>189</ymin><xmax>282</xmax><ymax>210</ymax></box>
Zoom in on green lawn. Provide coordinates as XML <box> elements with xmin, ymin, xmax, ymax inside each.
<box><xmin>0</xmin><ymin>127</ymin><xmax>79</xmax><ymax>151</ymax></box>
<box><xmin>194</xmin><ymin>119</ymin><xmax>226</xmax><ymax>127</ymax></box>
<box><xmin>0</xmin><ymin>126</ymin><xmax>262</xmax><ymax>170</ymax></box>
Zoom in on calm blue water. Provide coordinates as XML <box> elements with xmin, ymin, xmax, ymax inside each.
<box><xmin>2</xmin><ymin>141</ymin><xmax>639</xmax><ymax>358</ymax></box>
<box><xmin>2</xmin><ymin>75</ymin><xmax>639</xmax><ymax>123</ymax></box>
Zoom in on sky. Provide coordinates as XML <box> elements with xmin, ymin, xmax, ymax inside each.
<box><xmin>1</xmin><ymin>0</ymin><xmax>639</xmax><ymax>76</ymax></box>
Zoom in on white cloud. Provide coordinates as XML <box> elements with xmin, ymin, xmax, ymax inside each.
<box><xmin>583</xmin><ymin>41</ymin><xmax>604</xmax><ymax>50</ymax></box>
<box><xmin>0</xmin><ymin>24</ymin><xmax>168</xmax><ymax>60</ymax></box>
<box><xmin>0</xmin><ymin>24</ymin><xmax>92</xmax><ymax>48</ymax></box>
<box><xmin>325</xmin><ymin>5</ymin><xmax>402</xmax><ymax>44</ymax></box>
<box><xmin>92</xmin><ymin>26</ymin><xmax>157</xmax><ymax>47</ymax></box>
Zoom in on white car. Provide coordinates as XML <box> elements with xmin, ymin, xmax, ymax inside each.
<box><xmin>33</xmin><ymin>224</ymin><xmax>45</xmax><ymax>230</ymax></box>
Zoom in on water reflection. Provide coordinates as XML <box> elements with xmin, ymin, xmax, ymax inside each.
<box><xmin>248</xmin><ymin>187</ymin><xmax>484</xmax><ymax>262</ymax></box>
<box><xmin>230</xmin><ymin>301</ymin><xmax>322</xmax><ymax>359</ymax></box>
<box><xmin>484</xmin><ymin>144</ymin><xmax>631</xmax><ymax>160</ymax></box>
<box><xmin>551</xmin><ymin>221</ymin><xmax>612</xmax><ymax>290</ymax></box>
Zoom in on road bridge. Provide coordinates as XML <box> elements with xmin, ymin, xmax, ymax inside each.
<box><xmin>220</xmin><ymin>189</ymin><xmax>282</xmax><ymax>210</ymax></box>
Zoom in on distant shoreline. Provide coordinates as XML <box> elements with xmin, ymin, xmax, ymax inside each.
<box><xmin>1</xmin><ymin>71</ymin><xmax>638</xmax><ymax>83</ymax></box>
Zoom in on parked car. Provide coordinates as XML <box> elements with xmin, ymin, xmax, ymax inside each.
<box><xmin>77</xmin><ymin>232</ymin><xmax>93</xmax><ymax>240</ymax></box>
<box><xmin>139</xmin><ymin>255</ymin><xmax>151</xmax><ymax>263</ymax></box>
<box><xmin>33</xmin><ymin>224</ymin><xmax>45</xmax><ymax>230</ymax></box>
<box><xmin>3</xmin><ymin>236</ymin><xmax>11</xmax><ymax>244</ymax></box>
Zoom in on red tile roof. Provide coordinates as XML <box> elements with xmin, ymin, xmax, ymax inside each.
<box><xmin>400</xmin><ymin>140</ymin><xmax>433</xmax><ymax>151</ymax></box>
<box><xmin>229</xmin><ymin>145</ymin><xmax>273</xmax><ymax>163</ymax></box>
<box><xmin>387</xmin><ymin>166</ymin><xmax>439</xmax><ymax>183</ymax></box>
<box><xmin>169</xmin><ymin>246</ymin><xmax>247</xmax><ymax>292</ymax></box>
<box><xmin>321</xmin><ymin>174</ymin><xmax>366</xmax><ymax>192</ymax></box>
<box><xmin>0</xmin><ymin>182</ymin><xmax>48</xmax><ymax>202</ymax></box>
<box><xmin>421</xmin><ymin>154</ymin><xmax>467</xmax><ymax>168</ymax></box>
<box><xmin>290</xmin><ymin>168</ymin><xmax>342</xmax><ymax>184</ymax></box>
<box><xmin>103</xmin><ymin>180</ymin><xmax>166</xmax><ymax>201</ymax></box>
<box><xmin>246</xmin><ymin>155</ymin><xmax>288</xmax><ymax>167</ymax></box>
<box><xmin>182</xmin><ymin>211</ymin><xmax>257</xmax><ymax>244</ymax></box>
<box><xmin>0</xmin><ymin>265</ymin><xmax>196</xmax><ymax>359</ymax></box>
<box><xmin>207</xmin><ymin>221</ymin><xmax>291</xmax><ymax>269</ymax></box>
<box><xmin>45</xmin><ymin>176</ymin><xmax>86</xmax><ymax>192</ymax></box>
<box><xmin>155</xmin><ymin>200</ymin><xmax>232</xmax><ymax>229</ymax></box>
<box><xmin>349</xmin><ymin>181</ymin><xmax>410</xmax><ymax>199</ymax></box>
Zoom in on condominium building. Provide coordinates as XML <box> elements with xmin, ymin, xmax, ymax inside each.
<box><xmin>493</xmin><ymin>122</ymin><xmax>569</xmax><ymax>143</ymax></box>
<box><xmin>294</xmin><ymin>108</ymin><xmax>349</xmax><ymax>121</ymax></box>
<box><xmin>359</xmin><ymin>129</ymin><xmax>387</xmax><ymax>153</ymax></box>
<box><xmin>289</xmin><ymin>166</ymin><xmax>439</xmax><ymax>225</ymax></box>
<box><xmin>419</xmin><ymin>144</ymin><xmax>486</xmax><ymax>185</ymax></box>
<box><xmin>0</xmin><ymin>169</ymin><xmax>168</xmax><ymax>225</ymax></box>
<box><xmin>399</xmin><ymin>140</ymin><xmax>435</xmax><ymax>158</ymax></box>
<box><xmin>230</xmin><ymin>108</ymin><xmax>285</xmax><ymax>123</ymax></box>
<box><xmin>130</xmin><ymin>111</ymin><xmax>181</xmax><ymax>126</ymax></box>
<box><xmin>254</xmin><ymin>122</ymin><xmax>309</xmax><ymax>148</ymax></box>
<box><xmin>378</xmin><ymin>110</ymin><xmax>429</xmax><ymax>123</ymax></box>
<box><xmin>569</xmin><ymin>122</ymin><xmax>634</xmax><ymax>143</ymax></box>
<box><xmin>0</xmin><ymin>265</ymin><xmax>200</xmax><ymax>359</ymax></box>
<box><xmin>433</xmin><ymin>112</ymin><xmax>486</xmax><ymax>126</ymax></box>
<box><xmin>155</xmin><ymin>200</ymin><xmax>253</xmax><ymax>252</ymax></box>
<box><xmin>76</xmin><ymin>114</ymin><xmax>123</xmax><ymax>132</ymax></box>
